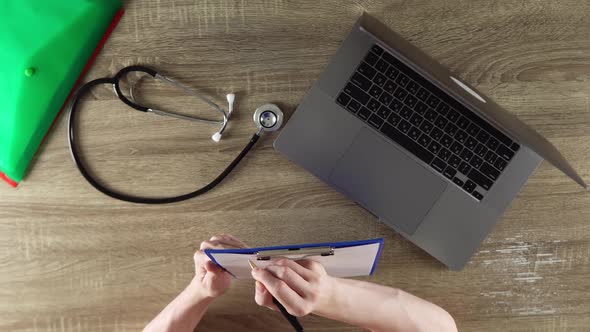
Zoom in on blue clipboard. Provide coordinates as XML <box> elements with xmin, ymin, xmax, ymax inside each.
<box><xmin>205</xmin><ymin>238</ymin><xmax>384</xmax><ymax>279</ymax></box>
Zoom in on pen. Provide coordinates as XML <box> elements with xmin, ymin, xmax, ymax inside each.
<box><xmin>248</xmin><ymin>260</ymin><xmax>304</xmax><ymax>332</ymax></box>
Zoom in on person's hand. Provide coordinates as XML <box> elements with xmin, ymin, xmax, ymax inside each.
<box><xmin>251</xmin><ymin>259</ymin><xmax>335</xmax><ymax>317</ymax></box>
<box><xmin>191</xmin><ymin>234</ymin><xmax>248</xmax><ymax>299</ymax></box>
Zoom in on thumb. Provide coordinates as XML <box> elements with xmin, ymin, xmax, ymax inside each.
<box><xmin>205</xmin><ymin>260</ymin><xmax>224</xmax><ymax>274</ymax></box>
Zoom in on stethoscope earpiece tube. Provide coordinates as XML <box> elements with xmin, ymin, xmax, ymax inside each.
<box><xmin>67</xmin><ymin>65</ymin><xmax>275</xmax><ymax>204</ymax></box>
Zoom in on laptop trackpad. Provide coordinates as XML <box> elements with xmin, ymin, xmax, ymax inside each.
<box><xmin>330</xmin><ymin>128</ymin><xmax>447</xmax><ymax>235</ymax></box>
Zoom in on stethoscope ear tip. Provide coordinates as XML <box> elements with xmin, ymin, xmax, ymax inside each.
<box><xmin>212</xmin><ymin>132</ymin><xmax>222</xmax><ymax>142</ymax></box>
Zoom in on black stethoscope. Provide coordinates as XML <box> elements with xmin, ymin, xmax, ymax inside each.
<box><xmin>67</xmin><ymin>65</ymin><xmax>284</xmax><ymax>204</ymax></box>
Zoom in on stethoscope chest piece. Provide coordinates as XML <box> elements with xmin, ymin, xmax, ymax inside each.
<box><xmin>254</xmin><ymin>104</ymin><xmax>283</xmax><ymax>133</ymax></box>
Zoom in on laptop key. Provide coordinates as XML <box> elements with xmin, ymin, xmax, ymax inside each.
<box><xmin>420</xmin><ymin>121</ymin><xmax>434</xmax><ymax>134</ymax></box>
<box><xmin>453</xmin><ymin>177</ymin><xmax>465</xmax><ymax>187</ymax></box>
<box><xmin>474</xmin><ymin>143</ymin><xmax>487</xmax><ymax>157</ymax></box>
<box><xmin>424</xmin><ymin>108</ymin><xmax>438</xmax><ymax>122</ymax></box>
<box><xmin>414</xmin><ymin>101</ymin><xmax>428</xmax><ymax>115</ymax></box>
<box><xmin>431</xmin><ymin>158</ymin><xmax>446</xmax><ymax>173</ymax></box>
<box><xmin>367</xmin><ymin>98</ymin><xmax>381</xmax><ymax>112</ymax></box>
<box><xmin>471</xmin><ymin>191</ymin><xmax>484</xmax><ymax>200</ymax></box>
<box><xmin>460</xmin><ymin>149</ymin><xmax>473</xmax><ymax>162</ymax></box>
<box><xmin>393</xmin><ymin>87</ymin><xmax>409</xmax><ymax>100</ymax></box>
<box><xmin>398</xmin><ymin>119</ymin><xmax>412</xmax><ymax>133</ymax></box>
<box><xmin>371</xmin><ymin>44</ymin><xmax>384</xmax><ymax>55</ymax></box>
<box><xmin>358</xmin><ymin>107</ymin><xmax>372</xmax><ymax>120</ymax></box>
<box><xmin>456</xmin><ymin>116</ymin><xmax>470</xmax><ymax>130</ymax></box>
<box><xmin>388</xmin><ymin>113</ymin><xmax>402</xmax><ymax>126</ymax></box>
<box><xmin>380</xmin><ymin>123</ymin><xmax>434</xmax><ymax>164</ymax></box>
<box><xmin>383</xmin><ymin>80</ymin><xmax>397</xmax><ymax>94</ymax></box>
<box><xmin>440</xmin><ymin>135</ymin><xmax>453</xmax><ymax>148</ymax></box>
<box><xmin>469</xmin><ymin>155</ymin><xmax>484</xmax><ymax>168</ymax></box>
<box><xmin>484</xmin><ymin>150</ymin><xmax>497</xmax><ymax>163</ymax></box>
<box><xmin>428</xmin><ymin>141</ymin><xmax>442</xmax><ymax>154</ymax></box>
<box><xmin>369</xmin><ymin>85</ymin><xmax>383</xmax><ymax>98</ymax></box>
<box><xmin>418</xmin><ymin>134</ymin><xmax>432</xmax><ymax>147</ymax></box>
<box><xmin>455</xmin><ymin>130</ymin><xmax>468</xmax><ymax>143</ymax></box>
<box><xmin>344</xmin><ymin>83</ymin><xmax>371</xmax><ymax>105</ymax></box>
<box><xmin>346</xmin><ymin>99</ymin><xmax>362</xmax><ymax>113</ymax></box>
<box><xmin>450</xmin><ymin>142</ymin><xmax>462</xmax><ymax>154</ymax></box>
<box><xmin>407</xmin><ymin>81</ymin><xmax>420</xmax><ymax>95</ymax></box>
<box><xmin>427</xmin><ymin>95</ymin><xmax>440</xmax><ymax>109</ymax></box>
<box><xmin>337</xmin><ymin>93</ymin><xmax>351</xmax><ymax>107</ymax></box>
<box><xmin>379</xmin><ymin>92</ymin><xmax>393</xmax><ymax>105</ymax></box>
<box><xmin>468</xmin><ymin>169</ymin><xmax>493</xmax><ymax>190</ymax></box>
<box><xmin>368</xmin><ymin>114</ymin><xmax>385</xmax><ymax>129</ymax></box>
<box><xmin>480</xmin><ymin>162</ymin><xmax>500</xmax><ymax>180</ymax></box>
<box><xmin>458</xmin><ymin>161</ymin><xmax>472</xmax><ymax>175</ymax></box>
<box><xmin>438</xmin><ymin>148</ymin><xmax>452</xmax><ymax>162</ymax></box>
<box><xmin>400</xmin><ymin>106</ymin><xmax>413</xmax><ymax>120</ymax></box>
<box><xmin>465</xmin><ymin>136</ymin><xmax>478</xmax><ymax>150</ymax></box>
<box><xmin>434</xmin><ymin>115</ymin><xmax>448</xmax><ymax>129</ymax></box>
<box><xmin>408</xmin><ymin>126</ymin><xmax>421</xmax><ymax>140</ymax></box>
<box><xmin>496</xmin><ymin>144</ymin><xmax>515</xmax><ymax>161</ymax></box>
<box><xmin>510</xmin><ymin>142</ymin><xmax>520</xmax><ymax>152</ymax></box>
<box><xmin>476</xmin><ymin>130</ymin><xmax>490</xmax><ymax>144</ymax></box>
<box><xmin>431</xmin><ymin>127</ymin><xmax>444</xmax><ymax>141</ymax></box>
<box><xmin>494</xmin><ymin>158</ymin><xmax>507</xmax><ymax>171</ymax></box>
<box><xmin>444</xmin><ymin>123</ymin><xmax>458</xmax><ymax>136</ymax></box>
<box><xmin>410</xmin><ymin>113</ymin><xmax>423</xmax><ymax>127</ymax></box>
<box><xmin>396</xmin><ymin>73</ymin><xmax>410</xmax><ymax>87</ymax></box>
<box><xmin>449</xmin><ymin>155</ymin><xmax>461</xmax><ymax>169</ymax></box>
<box><xmin>389</xmin><ymin>99</ymin><xmax>404</xmax><ymax>113</ymax></box>
<box><xmin>486</xmin><ymin>137</ymin><xmax>500</xmax><ymax>150</ymax></box>
<box><xmin>416</xmin><ymin>88</ymin><xmax>430</xmax><ymax>101</ymax></box>
<box><xmin>443</xmin><ymin>167</ymin><xmax>456</xmax><ymax>179</ymax></box>
<box><xmin>375</xmin><ymin>58</ymin><xmax>389</xmax><ymax>71</ymax></box>
<box><xmin>357</xmin><ymin>62</ymin><xmax>376</xmax><ymax>79</ymax></box>
<box><xmin>466</xmin><ymin>123</ymin><xmax>480</xmax><ymax>136</ymax></box>
<box><xmin>373</xmin><ymin>73</ymin><xmax>387</xmax><ymax>87</ymax></box>
<box><xmin>404</xmin><ymin>95</ymin><xmax>418</xmax><ymax>108</ymax></box>
<box><xmin>463</xmin><ymin>180</ymin><xmax>476</xmax><ymax>193</ymax></box>
<box><xmin>364</xmin><ymin>52</ymin><xmax>379</xmax><ymax>66</ymax></box>
<box><xmin>385</xmin><ymin>67</ymin><xmax>399</xmax><ymax>80</ymax></box>
<box><xmin>377</xmin><ymin>105</ymin><xmax>391</xmax><ymax>119</ymax></box>
<box><xmin>436</xmin><ymin>102</ymin><xmax>450</xmax><ymax>115</ymax></box>
<box><xmin>447</xmin><ymin>109</ymin><xmax>460</xmax><ymax>122</ymax></box>
<box><xmin>351</xmin><ymin>72</ymin><xmax>373</xmax><ymax>91</ymax></box>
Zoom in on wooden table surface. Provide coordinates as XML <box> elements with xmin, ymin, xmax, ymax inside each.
<box><xmin>2</xmin><ymin>1</ymin><xmax>590</xmax><ymax>331</ymax></box>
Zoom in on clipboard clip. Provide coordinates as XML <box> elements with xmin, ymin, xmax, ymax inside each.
<box><xmin>256</xmin><ymin>246</ymin><xmax>335</xmax><ymax>261</ymax></box>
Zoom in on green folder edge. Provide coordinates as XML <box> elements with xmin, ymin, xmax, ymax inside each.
<box><xmin>0</xmin><ymin>2</ymin><xmax>124</xmax><ymax>188</ymax></box>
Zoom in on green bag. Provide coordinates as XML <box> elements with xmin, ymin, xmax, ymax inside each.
<box><xmin>0</xmin><ymin>0</ymin><xmax>123</xmax><ymax>187</ymax></box>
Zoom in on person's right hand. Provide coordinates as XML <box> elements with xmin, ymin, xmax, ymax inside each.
<box><xmin>251</xmin><ymin>259</ymin><xmax>335</xmax><ymax>317</ymax></box>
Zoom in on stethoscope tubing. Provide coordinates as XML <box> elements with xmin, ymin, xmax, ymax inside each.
<box><xmin>67</xmin><ymin>67</ymin><xmax>260</xmax><ymax>204</ymax></box>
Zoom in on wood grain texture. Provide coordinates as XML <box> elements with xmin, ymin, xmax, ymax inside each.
<box><xmin>1</xmin><ymin>0</ymin><xmax>589</xmax><ymax>331</ymax></box>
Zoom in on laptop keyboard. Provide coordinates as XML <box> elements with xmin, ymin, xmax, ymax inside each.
<box><xmin>336</xmin><ymin>44</ymin><xmax>520</xmax><ymax>201</ymax></box>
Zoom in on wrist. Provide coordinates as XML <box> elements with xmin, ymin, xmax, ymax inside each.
<box><xmin>185</xmin><ymin>277</ymin><xmax>216</xmax><ymax>305</ymax></box>
<box><xmin>313</xmin><ymin>275</ymin><xmax>338</xmax><ymax>316</ymax></box>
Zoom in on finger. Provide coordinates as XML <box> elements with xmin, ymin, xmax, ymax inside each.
<box><xmin>265</xmin><ymin>264</ymin><xmax>310</xmax><ymax>298</ymax></box>
<box><xmin>252</xmin><ymin>268</ymin><xmax>307</xmax><ymax>316</ymax></box>
<box><xmin>275</xmin><ymin>259</ymin><xmax>317</xmax><ymax>282</ymax></box>
<box><xmin>209</xmin><ymin>235</ymin><xmax>248</xmax><ymax>249</ymax></box>
<box><xmin>254</xmin><ymin>281</ymin><xmax>277</xmax><ymax>311</ymax></box>
<box><xmin>199</xmin><ymin>240</ymin><xmax>240</xmax><ymax>250</ymax></box>
<box><xmin>221</xmin><ymin>234</ymin><xmax>249</xmax><ymax>248</ymax></box>
<box><xmin>204</xmin><ymin>260</ymin><xmax>224</xmax><ymax>274</ymax></box>
<box><xmin>296</xmin><ymin>259</ymin><xmax>327</xmax><ymax>275</ymax></box>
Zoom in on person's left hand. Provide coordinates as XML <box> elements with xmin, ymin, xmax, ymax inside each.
<box><xmin>191</xmin><ymin>234</ymin><xmax>248</xmax><ymax>299</ymax></box>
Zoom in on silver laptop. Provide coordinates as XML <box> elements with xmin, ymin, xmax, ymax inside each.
<box><xmin>274</xmin><ymin>14</ymin><xmax>588</xmax><ymax>270</ymax></box>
